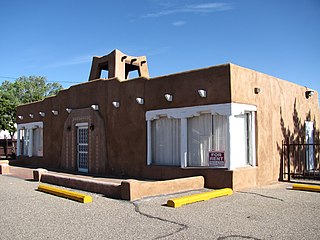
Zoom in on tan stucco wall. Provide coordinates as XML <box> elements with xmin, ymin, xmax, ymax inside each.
<box><xmin>230</xmin><ymin>64</ymin><xmax>320</xmax><ymax>187</ymax></box>
<box><xmin>16</xmin><ymin>65</ymin><xmax>233</xmax><ymax>189</ymax></box>
<box><xmin>103</xmin><ymin>64</ymin><xmax>231</xmax><ymax>179</ymax></box>
<box><xmin>232</xmin><ymin>167</ymin><xmax>258</xmax><ymax>190</ymax></box>
<box><xmin>16</xmin><ymin>62</ymin><xmax>320</xmax><ymax>190</ymax></box>
<box><xmin>16</xmin><ymin>80</ymin><xmax>110</xmax><ymax>169</ymax></box>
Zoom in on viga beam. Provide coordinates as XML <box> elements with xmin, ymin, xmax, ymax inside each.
<box><xmin>37</xmin><ymin>184</ymin><xmax>92</xmax><ymax>203</ymax></box>
<box><xmin>167</xmin><ymin>188</ymin><xmax>233</xmax><ymax>208</ymax></box>
<box><xmin>292</xmin><ymin>183</ymin><xmax>320</xmax><ymax>193</ymax></box>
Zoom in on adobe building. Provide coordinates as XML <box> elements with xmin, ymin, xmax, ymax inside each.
<box><xmin>15</xmin><ymin>49</ymin><xmax>320</xmax><ymax>190</ymax></box>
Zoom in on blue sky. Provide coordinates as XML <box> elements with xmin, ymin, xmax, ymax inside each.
<box><xmin>0</xmin><ymin>0</ymin><xmax>319</xmax><ymax>102</ymax></box>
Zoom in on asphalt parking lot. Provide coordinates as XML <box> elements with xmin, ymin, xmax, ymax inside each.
<box><xmin>0</xmin><ymin>175</ymin><xmax>319</xmax><ymax>240</ymax></box>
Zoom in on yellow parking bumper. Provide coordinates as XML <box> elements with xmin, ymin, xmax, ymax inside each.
<box><xmin>167</xmin><ymin>188</ymin><xmax>233</xmax><ymax>208</ymax></box>
<box><xmin>37</xmin><ymin>184</ymin><xmax>92</xmax><ymax>203</ymax></box>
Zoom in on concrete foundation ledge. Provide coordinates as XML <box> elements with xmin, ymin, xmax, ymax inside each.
<box><xmin>167</xmin><ymin>188</ymin><xmax>233</xmax><ymax>208</ymax></box>
<box><xmin>292</xmin><ymin>183</ymin><xmax>320</xmax><ymax>192</ymax></box>
<box><xmin>37</xmin><ymin>184</ymin><xmax>92</xmax><ymax>203</ymax></box>
<box><xmin>41</xmin><ymin>173</ymin><xmax>121</xmax><ymax>199</ymax></box>
<box><xmin>0</xmin><ymin>160</ymin><xmax>10</xmax><ymax>174</ymax></box>
<box><xmin>121</xmin><ymin>176</ymin><xmax>205</xmax><ymax>201</ymax></box>
<box><xmin>39</xmin><ymin>173</ymin><xmax>204</xmax><ymax>201</ymax></box>
<box><xmin>33</xmin><ymin>168</ymin><xmax>48</xmax><ymax>181</ymax></box>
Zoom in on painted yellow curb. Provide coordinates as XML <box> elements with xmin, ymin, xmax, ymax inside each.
<box><xmin>292</xmin><ymin>183</ymin><xmax>320</xmax><ymax>193</ymax></box>
<box><xmin>167</xmin><ymin>188</ymin><xmax>233</xmax><ymax>208</ymax></box>
<box><xmin>37</xmin><ymin>184</ymin><xmax>92</xmax><ymax>203</ymax></box>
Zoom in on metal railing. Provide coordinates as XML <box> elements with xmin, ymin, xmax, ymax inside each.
<box><xmin>281</xmin><ymin>139</ymin><xmax>320</xmax><ymax>181</ymax></box>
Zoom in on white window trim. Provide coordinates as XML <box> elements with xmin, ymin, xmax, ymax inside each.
<box><xmin>228</xmin><ymin>113</ymin><xmax>256</xmax><ymax>169</ymax></box>
<box><xmin>251</xmin><ymin>112</ymin><xmax>256</xmax><ymax>167</ymax></box>
<box><xmin>146</xmin><ymin>103</ymin><xmax>257</xmax><ymax>170</ymax></box>
<box><xmin>17</xmin><ymin>121</ymin><xmax>43</xmax><ymax>129</ymax></box>
<box><xmin>17</xmin><ymin>121</ymin><xmax>43</xmax><ymax>157</ymax></box>
<box><xmin>146</xmin><ymin>103</ymin><xmax>256</xmax><ymax>121</ymax></box>
<box><xmin>75</xmin><ymin>122</ymin><xmax>89</xmax><ymax>127</ymax></box>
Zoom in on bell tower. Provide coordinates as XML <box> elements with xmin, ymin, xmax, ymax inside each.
<box><xmin>88</xmin><ymin>49</ymin><xmax>149</xmax><ymax>81</ymax></box>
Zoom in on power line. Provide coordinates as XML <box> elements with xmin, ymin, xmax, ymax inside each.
<box><xmin>0</xmin><ymin>75</ymin><xmax>81</xmax><ymax>84</ymax></box>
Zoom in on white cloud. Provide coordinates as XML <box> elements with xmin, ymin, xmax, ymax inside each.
<box><xmin>43</xmin><ymin>55</ymin><xmax>92</xmax><ymax>69</ymax></box>
<box><xmin>142</xmin><ymin>2</ymin><xmax>232</xmax><ymax>18</ymax></box>
<box><xmin>172</xmin><ymin>21</ymin><xmax>186</xmax><ymax>27</ymax></box>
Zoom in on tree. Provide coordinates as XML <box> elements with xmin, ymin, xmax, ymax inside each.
<box><xmin>0</xmin><ymin>76</ymin><xmax>63</xmax><ymax>138</ymax></box>
<box><xmin>1</xmin><ymin>76</ymin><xmax>63</xmax><ymax>105</ymax></box>
<box><xmin>0</xmin><ymin>94</ymin><xmax>16</xmax><ymax>138</ymax></box>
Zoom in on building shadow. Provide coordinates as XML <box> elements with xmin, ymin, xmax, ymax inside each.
<box><xmin>277</xmin><ymin>99</ymin><xmax>319</xmax><ymax>181</ymax></box>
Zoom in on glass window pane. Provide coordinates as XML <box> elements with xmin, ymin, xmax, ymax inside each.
<box><xmin>32</xmin><ymin>128</ymin><xmax>43</xmax><ymax>157</ymax></box>
<box><xmin>23</xmin><ymin>129</ymin><xmax>30</xmax><ymax>156</ymax></box>
<box><xmin>151</xmin><ymin>118</ymin><xmax>180</xmax><ymax>166</ymax></box>
<box><xmin>212</xmin><ymin>115</ymin><xmax>228</xmax><ymax>152</ymax></box>
<box><xmin>187</xmin><ymin>113</ymin><xmax>212</xmax><ymax>167</ymax></box>
<box><xmin>188</xmin><ymin>114</ymin><xmax>228</xmax><ymax>167</ymax></box>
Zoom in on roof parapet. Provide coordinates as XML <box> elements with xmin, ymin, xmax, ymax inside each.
<box><xmin>88</xmin><ymin>49</ymin><xmax>149</xmax><ymax>82</ymax></box>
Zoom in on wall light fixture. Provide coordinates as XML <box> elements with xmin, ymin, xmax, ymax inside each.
<box><xmin>136</xmin><ymin>97</ymin><xmax>144</xmax><ymax>105</ymax></box>
<box><xmin>112</xmin><ymin>101</ymin><xmax>120</xmax><ymax>108</ymax></box>
<box><xmin>91</xmin><ymin>104</ymin><xmax>99</xmax><ymax>111</ymax></box>
<box><xmin>164</xmin><ymin>94</ymin><xmax>173</xmax><ymax>102</ymax></box>
<box><xmin>198</xmin><ymin>89</ymin><xmax>207</xmax><ymax>98</ymax></box>
<box><xmin>52</xmin><ymin>110</ymin><xmax>58</xmax><ymax>115</ymax></box>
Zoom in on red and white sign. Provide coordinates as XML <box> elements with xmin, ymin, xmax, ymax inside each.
<box><xmin>209</xmin><ymin>151</ymin><xmax>225</xmax><ymax>167</ymax></box>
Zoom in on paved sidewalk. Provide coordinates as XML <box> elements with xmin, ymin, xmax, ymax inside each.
<box><xmin>7</xmin><ymin>165</ymin><xmax>124</xmax><ymax>183</ymax></box>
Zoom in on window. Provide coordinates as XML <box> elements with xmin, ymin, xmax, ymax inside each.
<box><xmin>188</xmin><ymin>113</ymin><xmax>211</xmax><ymax>166</ymax></box>
<box><xmin>246</xmin><ymin>113</ymin><xmax>254</xmax><ymax>166</ymax></box>
<box><xmin>146</xmin><ymin>103</ymin><xmax>256</xmax><ymax>170</ymax></box>
<box><xmin>32</xmin><ymin>128</ymin><xmax>43</xmax><ymax>157</ymax></box>
<box><xmin>212</xmin><ymin>115</ymin><xmax>228</xmax><ymax>153</ymax></box>
<box><xmin>305</xmin><ymin>121</ymin><xmax>314</xmax><ymax>170</ymax></box>
<box><xmin>230</xmin><ymin>112</ymin><xmax>255</xmax><ymax>169</ymax></box>
<box><xmin>17</xmin><ymin>122</ymin><xmax>43</xmax><ymax>157</ymax></box>
<box><xmin>20</xmin><ymin>128</ymin><xmax>30</xmax><ymax>156</ymax></box>
<box><xmin>187</xmin><ymin>114</ymin><xmax>228</xmax><ymax>167</ymax></box>
<box><xmin>151</xmin><ymin>117</ymin><xmax>180</xmax><ymax>166</ymax></box>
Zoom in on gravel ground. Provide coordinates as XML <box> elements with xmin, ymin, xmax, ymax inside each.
<box><xmin>0</xmin><ymin>175</ymin><xmax>319</xmax><ymax>240</ymax></box>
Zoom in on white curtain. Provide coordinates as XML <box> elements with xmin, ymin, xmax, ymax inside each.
<box><xmin>151</xmin><ymin>118</ymin><xmax>180</xmax><ymax>166</ymax></box>
<box><xmin>187</xmin><ymin>113</ymin><xmax>212</xmax><ymax>166</ymax></box>
<box><xmin>32</xmin><ymin>128</ymin><xmax>43</xmax><ymax>157</ymax></box>
<box><xmin>188</xmin><ymin>114</ymin><xmax>228</xmax><ymax>167</ymax></box>
<box><xmin>212</xmin><ymin>115</ymin><xmax>228</xmax><ymax>152</ymax></box>
<box><xmin>22</xmin><ymin>129</ymin><xmax>29</xmax><ymax>156</ymax></box>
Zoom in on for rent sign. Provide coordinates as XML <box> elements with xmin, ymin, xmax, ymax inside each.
<box><xmin>209</xmin><ymin>151</ymin><xmax>225</xmax><ymax>167</ymax></box>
